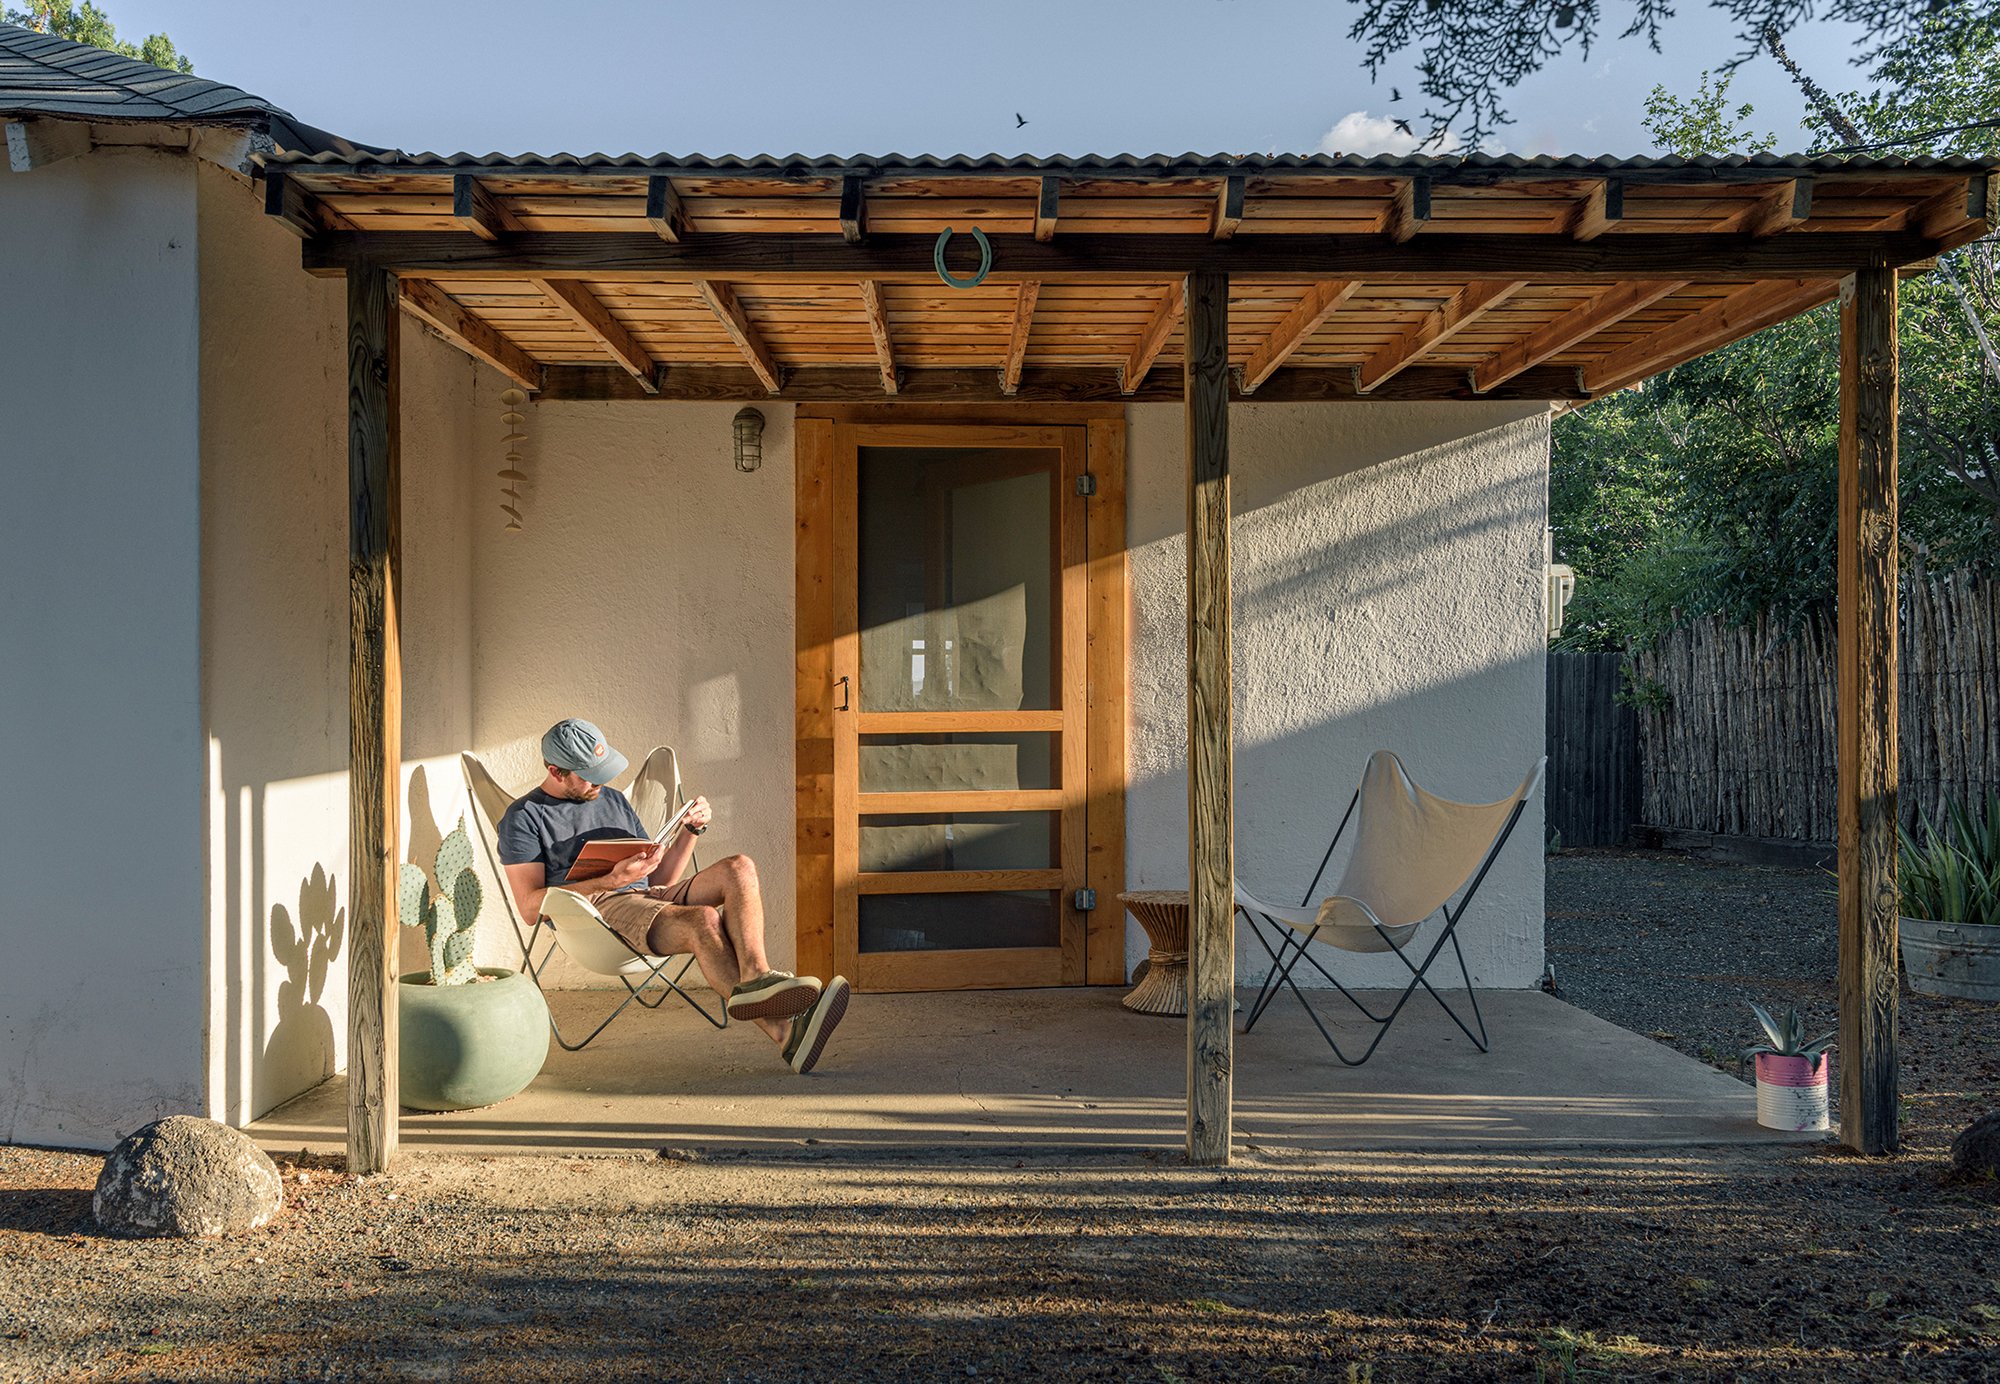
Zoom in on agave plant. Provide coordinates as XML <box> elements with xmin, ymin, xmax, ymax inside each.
<box><xmin>1745</xmin><ymin>1002</ymin><xmax>1834</xmax><ymax>1072</ymax></box>
<box><xmin>1898</xmin><ymin>790</ymin><xmax>2000</xmax><ymax>928</ymax></box>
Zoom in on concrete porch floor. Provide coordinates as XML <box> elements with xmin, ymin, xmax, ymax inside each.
<box><xmin>248</xmin><ymin>987</ymin><xmax>1820</xmax><ymax>1159</ymax></box>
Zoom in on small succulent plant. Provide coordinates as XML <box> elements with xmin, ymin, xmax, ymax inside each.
<box><xmin>398</xmin><ymin>818</ymin><xmax>482</xmax><ymax>986</ymax></box>
<box><xmin>1745</xmin><ymin>1002</ymin><xmax>1835</xmax><ymax>1072</ymax></box>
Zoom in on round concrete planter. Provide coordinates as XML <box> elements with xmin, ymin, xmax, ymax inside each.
<box><xmin>1898</xmin><ymin>917</ymin><xmax>2000</xmax><ymax>1002</ymax></box>
<box><xmin>398</xmin><ymin>968</ymin><xmax>550</xmax><ymax>1112</ymax></box>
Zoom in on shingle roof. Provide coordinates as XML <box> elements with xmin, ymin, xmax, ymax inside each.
<box><xmin>0</xmin><ymin>21</ymin><xmax>366</xmax><ymax>155</ymax></box>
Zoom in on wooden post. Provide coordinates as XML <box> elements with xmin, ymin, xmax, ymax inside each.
<box><xmin>1837</xmin><ymin>264</ymin><xmax>1899</xmax><ymax>1155</ymax></box>
<box><xmin>348</xmin><ymin>261</ymin><xmax>402</xmax><ymax>1173</ymax></box>
<box><xmin>1184</xmin><ymin>267</ymin><xmax>1234</xmax><ymax>1165</ymax></box>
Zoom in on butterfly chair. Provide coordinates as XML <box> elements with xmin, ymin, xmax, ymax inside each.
<box><xmin>1235</xmin><ymin>749</ymin><xmax>1546</xmax><ymax>1066</ymax></box>
<box><xmin>461</xmin><ymin>747</ymin><xmax>726</xmax><ymax>1051</ymax></box>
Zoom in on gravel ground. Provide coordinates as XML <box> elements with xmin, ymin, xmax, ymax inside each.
<box><xmin>1</xmin><ymin>850</ymin><xmax>1996</xmax><ymax>1383</ymax></box>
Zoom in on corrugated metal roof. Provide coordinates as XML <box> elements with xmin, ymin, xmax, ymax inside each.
<box><xmin>0</xmin><ymin>21</ymin><xmax>363</xmax><ymax>155</ymax></box>
<box><xmin>260</xmin><ymin>149</ymin><xmax>1997</xmax><ymax>175</ymax></box>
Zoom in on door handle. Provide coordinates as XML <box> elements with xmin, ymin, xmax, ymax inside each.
<box><xmin>836</xmin><ymin>675</ymin><xmax>850</xmax><ymax>712</ymax></box>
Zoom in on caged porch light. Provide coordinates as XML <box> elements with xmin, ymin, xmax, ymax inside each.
<box><xmin>732</xmin><ymin>406</ymin><xmax>765</xmax><ymax>473</ymax></box>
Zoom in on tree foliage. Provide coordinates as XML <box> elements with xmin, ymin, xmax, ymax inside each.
<box><xmin>1551</xmin><ymin>3</ymin><xmax>2000</xmax><ymax>651</ymax></box>
<box><xmin>1345</xmin><ymin>0</ymin><xmax>1967</xmax><ymax>150</ymax></box>
<box><xmin>4</xmin><ymin>0</ymin><xmax>192</xmax><ymax>74</ymax></box>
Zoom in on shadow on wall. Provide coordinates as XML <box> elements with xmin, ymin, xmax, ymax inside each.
<box><xmin>253</xmin><ymin>865</ymin><xmax>344</xmax><ymax>1116</ymax></box>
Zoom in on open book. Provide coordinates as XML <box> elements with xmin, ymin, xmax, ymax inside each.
<box><xmin>563</xmin><ymin>798</ymin><xmax>701</xmax><ymax>881</ymax></box>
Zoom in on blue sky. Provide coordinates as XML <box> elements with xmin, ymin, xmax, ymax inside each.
<box><xmin>110</xmin><ymin>1</ymin><xmax>1883</xmax><ymax>158</ymax></box>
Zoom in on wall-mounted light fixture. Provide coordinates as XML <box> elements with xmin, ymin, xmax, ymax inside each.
<box><xmin>498</xmin><ymin>387</ymin><xmax>528</xmax><ymax>531</ymax></box>
<box><xmin>732</xmin><ymin>406</ymin><xmax>765</xmax><ymax>473</ymax></box>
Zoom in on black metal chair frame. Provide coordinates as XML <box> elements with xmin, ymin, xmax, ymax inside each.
<box><xmin>511</xmin><ymin>912</ymin><xmax>726</xmax><ymax>1053</ymax></box>
<box><xmin>1238</xmin><ymin>789</ymin><xmax>1532</xmax><ymax>1066</ymax></box>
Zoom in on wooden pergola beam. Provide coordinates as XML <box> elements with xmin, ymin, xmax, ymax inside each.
<box><xmin>1568</xmin><ymin>178</ymin><xmax>1623</xmax><ymax>242</ymax></box>
<box><xmin>300</xmin><ymin>230</ymin><xmax>1943</xmax><ymax>284</ymax></box>
<box><xmin>1386</xmin><ymin>176</ymin><xmax>1430</xmax><ymax>243</ymax></box>
<box><xmin>1000</xmin><ymin>280</ymin><xmax>1040</xmax><ymax>396</ymax></box>
<box><xmin>858</xmin><ymin>279</ymin><xmax>897</xmax><ymax>394</ymax></box>
<box><xmin>530</xmin><ymin>276</ymin><xmax>658</xmax><ymax>394</ymax></box>
<box><xmin>346</xmin><ymin>261</ymin><xmax>401</xmax><ymax>1175</ymax></box>
<box><xmin>1239</xmin><ymin>279</ymin><xmax>1360</xmax><ymax>394</ymax></box>
<box><xmin>1355</xmin><ymin>279</ymin><xmax>1524</xmax><ymax>394</ymax></box>
<box><xmin>1737</xmin><ymin>178</ymin><xmax>1812</xmax><ymax>237</ymax></box>
<box><xmin>1034</xmin><ymin>177</ymin><xmax>1060</xmax><ymax>242</ymax></box>
<box><xmin>1838</xmin><ymin>263</ymin><xmax>1900</xmax><ymax>1155</ymax></box>
<box><xmin>1183</xmin><ymin>267</ymin><xmax>1234</xmax><ymax>1167</ymax></box>
<box><xmin>1582</xmin><ymin>277</ymin><xmax>1838</xmax><ymax>395</ymax></box>
<box><xmin>1471</xmin><ymin>279</ymin><xmax>1685</xmax><ymax>394</ymax></box>
<box><xmin>1916</xmin><ymin>174</ymin><xmax>1991</xmax><ymax>241</ymax></box>
<box><xmin>264</xmin><ymin>169</ymin><xmax>341</xmax><ymax>239</ymax></box>
<box><xmin>1121</xmin><ymin>283</ymin><xmax>1185</xmax><ymax>394</ymax></box>
<box><xmin>399</xmin><ymin>279</ymin><xmax>544</xmax><ymax>390</ymax></box>
<box><xmin>1213</xmin><ymin>175</ymin><xmax>1245</xmax><ymax>240</ymax></box>
<box><xmin>694</xmin><ymin>278</ymin><xmax>784</xmax><ymax>393</ymax></box>
<box><xmin>645</xmin><ymin>176</ymin><xmax>688</xmax><ymax>242</ymax></box>
<box><xmin>452</xmin><ymin>174</ymin><xmax>521</xmax><ymax>241</ymax></box>
<box><xmin>537</xmin><ymin>361</ymin><xmax>1591</xmax><ymax>403</ymax></box>
<box><xmin>839</xmin><ymin>176</ymin><xmax>866</xmax><ymax>245</ymax></box>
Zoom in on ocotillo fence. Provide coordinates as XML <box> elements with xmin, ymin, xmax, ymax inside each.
<box><xmin>1627</xmin><ymin>565</ymin><xmax>1999</xmax><ymax>842</ymax></box>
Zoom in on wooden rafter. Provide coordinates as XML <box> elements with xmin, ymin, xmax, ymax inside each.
<box><xmin>1470</xmin><ymin>279</ymin><xmax>1686</xmax><ymax>394</ymax></box>
<box><xmin>1213</xmin><ymin>175</ymin><xmax>1244</xmax><ymax>240</ymax></box>
<box><xmin>1121</xmin><ymin>283</ymin><xmax>1184</xmax><ymax>394</ymax></box>
<box><xmin>529</xmin><ymin>276</ymin><xmax>658</xmax><ymax>393</ymax></box>
<box><xmin>1582</xmin><ymin>277</ymin><xmax>1838</xmax><ymax>395</ymax></box>
<box><xmin>1238</xmin><ymin>279</ymin><xmax>1361</xmax><ymax>394</ymax></box>
<box><xmin>1916</xmin><ymin>174</ymin><xmax>1990</xmax><ymax>241</ymax></box>
<box><xmin>453</xmin><ymin>174</ymin><xmax>521</xmax><ymax>241</ymax></box>
<box><xmin>1567</xmin><ymin>178</ymin><xmax>1623</xmax><ymax>242</ymax></box>
<box><xmin>694</xmin><ymin>278</ymin><xmax>784</xmax><ymax>393</ymax></box>
<box><xmin>1354</xmin><ymin>279</ymin><xmax>1524</xmax><ymax>394</ymax></box>
<box><xmin>839</xmin><ymin>176</ymin><xmax>866</xmax><ymax>245</ymax></box>
<box><xmin>858</xmin><ymin>279</ymin><xmax>897</xmax><ymax>394</ymax></box>
<box><xmin>1386</xmin><ymin>177</ymin><xmax>1430</xmax><ymax>243</ymax></box>
<box><xmin>264</xmin><ymin>169</ymin><xmax>343</xmax><ymax>238</ymax></box>
<box><xmin>399</xmin><ymin>279</ymin><xmax>543</xmax><ymax>389</ymax></box>
<box><xmin>1000</xmin><ymin>280</ymin><xmax>1040</xmax><ymax>395</ymax></box>
<box><xmin>1736</xmin><ymin>178</ymin><xmax>1812</xmax><ymax>237</ymax></box>
<box><xmin>1034</xmin><ymin>176</ymin><xmax>1060</xmax><ymax>242</ymax></box>
<box><xmin>645</xmin><ymin>175</ymin><xmax>688</xmax><ymax>242</ymax></box>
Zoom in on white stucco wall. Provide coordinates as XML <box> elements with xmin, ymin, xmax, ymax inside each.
<box><xmin>196</xmin><ymin>160</ymin><xmax>482</xmax><ymax>1126</ymax></box>
<box><xmin>468</xmin><ymin>402</ymin><xmax>800</xmax><ymax>986</ymax></box>
<box><xmin>0</xmin><ymin>149</ymin><xmax>206</xmax><ymax>1148</ymax></box>
<box><xmin>1125</xmin><ymin>402</ymin><xmax>1551</xmax><ymax>988</ymax></box>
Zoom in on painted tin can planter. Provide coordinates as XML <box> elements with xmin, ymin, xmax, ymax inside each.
<box><xmin>398</xmin><ymin>968</ymin><xmax>550</xmax><ymax>1112</ymax></box>
<box><xmin>1899</xmin><ymin>917</ymin><xmax>2000</xmax><ymax>1002</ymax></box>
<box><xmin>1754</xmin><ymin>1053</ymin><xmax>1830</xmax><ymax>1132</ymax></box>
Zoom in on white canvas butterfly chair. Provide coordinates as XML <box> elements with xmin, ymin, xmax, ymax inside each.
<box><xmin>1235</xmin><ymin>749</ymin><xmax>1546</xmax><ymax>1066</ymax></box>
<box><xmin>461</xmin><ymin>746</ymin><xmax>725</xmax><ymax>1051</ymax></box>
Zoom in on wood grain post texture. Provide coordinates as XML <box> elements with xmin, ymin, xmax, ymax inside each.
<box><xmin>1837</xmin><ymin>265</ymin><xmax>1899</xmax><ymax>1155</ymax></box>
<box><xmin>1183</xmin><ymin>268</ymin><xmax>1234</xmax><ymax>1165</ymax></box>
<box><xmin>348</xmin><ymin>262</ymin><xmax>402</xmax><ymax>1173</ymax></box>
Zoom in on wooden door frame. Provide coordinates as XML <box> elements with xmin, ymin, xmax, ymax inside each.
<box><xmin>794</xmin><ymin>406</ymin><xmax>1127</xmax><ymax>988</ymax></box>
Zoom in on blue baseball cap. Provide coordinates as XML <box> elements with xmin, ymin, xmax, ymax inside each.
<box><xmin>540</xmin><ymin>718</ymin><xmax>628</xmax><ymax>785</ymax></box>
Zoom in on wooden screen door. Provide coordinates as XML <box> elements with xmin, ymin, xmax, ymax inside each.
<box><xmin>796</xmin><ymin>415</ymin><xmax>1126</xmax><ymax>993</ymax></box>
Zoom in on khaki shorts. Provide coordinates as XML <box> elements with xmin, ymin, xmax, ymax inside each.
<box><xmin>585</xmin><ymin>878</ymin><xmax>700</xmax><ymax>954</ymax></box>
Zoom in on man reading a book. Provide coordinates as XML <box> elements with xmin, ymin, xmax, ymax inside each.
<box><xmin>497</xmin><ymin>717</ymin><xmax>849</xmax><ymax>1074</ymax></box>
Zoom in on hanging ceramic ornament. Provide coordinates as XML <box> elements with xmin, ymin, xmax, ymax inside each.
<box><xmin>498</xmin><ymin>387</ymin><xmax>527</xmax><ymax>531</ymax></box>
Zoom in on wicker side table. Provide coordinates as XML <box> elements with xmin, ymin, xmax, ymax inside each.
<box><xmin>1117</xmin><ymin>890</ymin><xmax>1191</xmax><ymax>1016</ymax></box>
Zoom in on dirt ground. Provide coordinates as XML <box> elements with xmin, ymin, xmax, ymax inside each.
<box><xmin>3</xmin><ymin>850</ymin><xmax>1997</xmax><ymax>1383</ymax></box>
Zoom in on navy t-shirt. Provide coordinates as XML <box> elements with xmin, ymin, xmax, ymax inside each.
<box><xmin>497</xmin><ymin>785</ymin><xmax>649</xmax><ymax>892</ymax></box>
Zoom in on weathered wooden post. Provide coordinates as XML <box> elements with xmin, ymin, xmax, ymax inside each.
<box><xmin>348</xmin><ymin>260</ymin><xmax>402</xmax><ymax>1173</ymax></box>
<box><xmin>1184</xmin><ymin>268</ymin><xmax>1233</xmax><ymax>1165</ymax></box>
<box><xmin>1836</xmin><ymin>263</ymin><xmax>1899</xmax><ymax>1155</ymax></box>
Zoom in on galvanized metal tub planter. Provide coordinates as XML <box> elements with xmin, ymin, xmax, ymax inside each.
<box><xmin>398</xmin><ymin>968</ymin><xmax>550</xmax><ymax>1112</ymax></box>
<box><xmin>1899</xmin><ymin>917</ymin><xmax>2000</xmax><ymax>1002</ymax></box>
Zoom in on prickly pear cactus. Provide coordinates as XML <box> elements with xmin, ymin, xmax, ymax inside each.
<box><xmin>397</xmin><ymin>818</ymin><xmax>484</xmax><ymax>986</ymax></box>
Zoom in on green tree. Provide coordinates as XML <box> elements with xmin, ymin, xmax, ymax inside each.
<box><xmin>4</xmin><ymin>0</ymin><xmax>192</xmax><ymax>74</ymax></box>
<box><xmin>1641</xmin><ymin>70</ymin><xmax>1777</xmax><ymax>158</ymax></box>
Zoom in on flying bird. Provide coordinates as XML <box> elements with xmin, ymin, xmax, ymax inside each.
<box><xmin>1014</xmin><ymin>112</ymin><xmax>1028</xmax><ymax>128</ymax></box>
<box><xmin>1394</xmin><ymin>118</ymin><xmax>1414</xmax><ymax>138</ymax></box>
<box><xmin>1391</xmin><ymin>86</ymin><xmax>1403</xmax><ymax>102</ymax></box>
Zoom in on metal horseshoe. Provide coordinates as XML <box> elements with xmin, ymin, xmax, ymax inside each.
<box><xmin>933</xmin><ymin>226</ymin><xmax>993</xmax><ymax>289</ymax></box>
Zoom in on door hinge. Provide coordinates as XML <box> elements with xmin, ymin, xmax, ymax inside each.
<box><xmin>1075</xmin><ymin>473</ymin><xmax>1097</xmax><ymax>497</ymax></box>
<box><xmin>1073</xmin><ymin>888</ymin><xmax>1098</xmax><ymax>911</ymax></box>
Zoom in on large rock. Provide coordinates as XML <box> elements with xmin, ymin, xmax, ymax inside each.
<box><xmin>1950</xmin><ymin>1110</ymin><xmax>2000</xmax><ymax>1180</ymax></box>
<box><xmin>93</xmin><ymin>1116</ymin><xmax>284</xmax><ymax>1238</ymax></box>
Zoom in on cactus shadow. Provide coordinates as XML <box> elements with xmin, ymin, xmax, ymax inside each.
<box><xmin>257</xmin><ymin>865</ymin><xmax>345</xmax><ymax>1113</ymax></box>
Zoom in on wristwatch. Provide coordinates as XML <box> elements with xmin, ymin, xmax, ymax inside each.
<box><xmin>686</xmin><ymin>823</ymin><xmax>708</xmax><ymax>835</ymax></box>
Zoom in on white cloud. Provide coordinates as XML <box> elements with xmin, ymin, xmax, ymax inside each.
<box><xmin>1318</xmin><ymin>110</ymin><xmax>1464</xmax><ymax>157</ymax></box>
